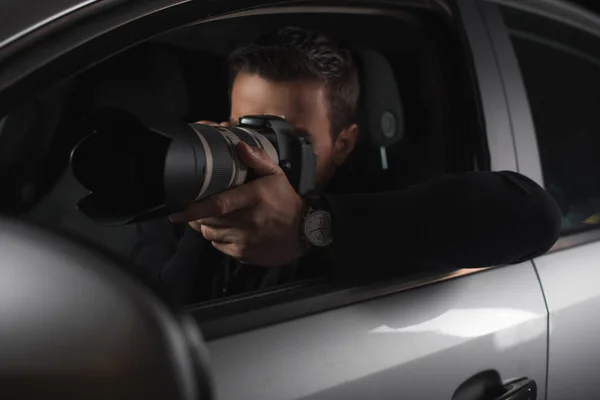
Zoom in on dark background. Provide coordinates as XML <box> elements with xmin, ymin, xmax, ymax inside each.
<box><xmin>569</xmin><ymin>0</ymin><xmax>600</xmax><ymax>14</ymax></box>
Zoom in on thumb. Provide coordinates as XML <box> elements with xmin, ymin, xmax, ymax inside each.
<box><xmin>236</xmin><ymin>141</ymin><xmax>283</xmax><ymax>177</ymax></box>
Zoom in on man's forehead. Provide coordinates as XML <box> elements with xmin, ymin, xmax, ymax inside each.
<box><xmin>232</xmin><ymin>74</ymin><xmax>324</xmax><ymax>106</ymax></box>
<box><xmin>230</xmin><ymin>73</ymin><xmax>329</xmax><ymax>133</ymax></box>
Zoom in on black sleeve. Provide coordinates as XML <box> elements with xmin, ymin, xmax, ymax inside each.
<box><xmin>323</xmin><ymin>171</ymin><xmax>562</xmax><ymax>272</ymax></box>
<box><xmin>131</xmin><ymin>219</ymin><xmax>209</xmax><ymax>303</ymax></box>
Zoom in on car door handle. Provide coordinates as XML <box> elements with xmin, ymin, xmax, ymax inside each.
<box><xmin>496</xmin><ymin>377</ymin><xmax>536</xmax><ymax>400</ymax></box>
<box><xmin>452</xmin><ymin>370</ymin><xmax>537</xmax><ymax>400</ymax></box>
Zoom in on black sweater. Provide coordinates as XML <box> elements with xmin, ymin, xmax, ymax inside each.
<box><xmin>132</xmin><ymin>171</ymin><xmax>562</xmax><ymax>304</ymax></box>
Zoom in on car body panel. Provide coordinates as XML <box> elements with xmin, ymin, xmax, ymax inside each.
<box><xmin>207</xmin><ymin>264</ymin><xmax>547</xmax><ymax>400</ymax></box>
<box><xmin>535</xmin><ymin>242</ymin><xmax>600</xmax><ymax>399</ymax></box>
<box><xmin>485</xmin><ymin>1</ymin><xmax>600</xmax><ymax>400</ymax></box>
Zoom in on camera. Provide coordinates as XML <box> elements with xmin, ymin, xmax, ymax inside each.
<box><xmin>70</xmin><ymin>109</ymin><xmax>317</xmax><ymax>225</ymax></box>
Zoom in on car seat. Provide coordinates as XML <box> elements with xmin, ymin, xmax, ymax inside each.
<box><xmin>24</xmin><ymin>43</ymin><xmax>191</xmax><ymax>258</ymax></box>
<box><xmin>328</xmin><ymin>47</ymin><xmax>410</xmax><ymax>194</ymax></box>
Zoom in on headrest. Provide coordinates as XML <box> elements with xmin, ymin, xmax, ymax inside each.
<box><xmin>326</xmin><ymin>48</ymin><xmax>405</xmax><ymax>193</ymax></box>
<box><xmin>88</xmin><ymin>44</ymin><xmax>189</xmax><ymax>121</ymax></box>
<box><xmin>353</xmin><ymin>47</ymin><xmax>405</xmax><ymax>169</ymax></box>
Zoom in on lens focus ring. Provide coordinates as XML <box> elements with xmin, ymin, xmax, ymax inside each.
<box><xmin>192</xmin><ymin>126</ymin><xmax>234</xmax><ymax>199</ymax></box>
<box><xmin>231</xmin><ymin>128</ymin><xmax>259</xmax><ymax>148</ymax></box>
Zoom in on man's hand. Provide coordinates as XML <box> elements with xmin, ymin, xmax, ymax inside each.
<box><xmin>170</xmin><ymin>141</ymin><xmax>307</xmax><ymax>267</ymax></box>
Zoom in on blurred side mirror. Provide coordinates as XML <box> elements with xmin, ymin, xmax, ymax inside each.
<box><xmin>0</xmin><ymin>217</ymin><xmax>214</xmax><ymax>400</ymax></box>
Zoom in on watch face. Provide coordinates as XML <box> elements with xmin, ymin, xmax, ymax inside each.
<box><xmin>304</xmin><ymin>210</ymin><xmax>333</xmax><ymax>247</ymax></box>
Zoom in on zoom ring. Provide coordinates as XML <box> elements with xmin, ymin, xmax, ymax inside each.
<box><xmin>231</xmin><ymin>127</ymin><xmax>261</xmax><ymax>148</ymax></box>
<box><xmin>201</xmin><ymin>128</ymin><xmax>235</xmax><ymax>197</ymax></box>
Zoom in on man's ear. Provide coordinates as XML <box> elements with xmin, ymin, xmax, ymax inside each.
<box><xmin>332</xmin><ymin>123</ymin><xmax>359</xmax><ymax>166</ymax></box>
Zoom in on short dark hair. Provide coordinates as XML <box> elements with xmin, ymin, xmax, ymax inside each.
<box><xmin>227</xmin><ymin>27</ymin><xmax>360</xmax><ymax>138</ymax></box>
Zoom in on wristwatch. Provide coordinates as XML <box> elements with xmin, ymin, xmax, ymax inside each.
<box><xmin>301</xmin><ymin>195</ymin><xmax>333</xmax><ymax>249</ymax></box>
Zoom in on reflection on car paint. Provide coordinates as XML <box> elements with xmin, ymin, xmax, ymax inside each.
<box><xmin>370</xmin><ymin>308</ymin><xmax>540</xmax><ymax>337</ymax></box>
<box><xmin>370</xmin><ymin>307</ymin><xmax>544</xmax><ymax>350</ymax></box>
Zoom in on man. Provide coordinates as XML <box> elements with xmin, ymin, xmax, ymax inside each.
<box><xmin>134</xmin><ymin>27</ymin><xmax>561</xmax><ymax>304</ymax></box>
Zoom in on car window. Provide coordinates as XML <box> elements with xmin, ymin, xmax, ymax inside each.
<box><xmin>499</xmin><ymin>5</ymin><xmax>600</xmax><ymax>235</ymax></box>
<box><xmin>1</xmin><ymin>7</ymin><xmax>481</xmax><ymax>308</ymax></box>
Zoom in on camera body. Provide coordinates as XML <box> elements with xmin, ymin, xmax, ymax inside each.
<box><xmin>70</xmin><ymin>110</ymin><xmax>317</xmax><ymax>226</ymax></box>
<box><xmin>237</xmin><ymin>115</ymin><xmax>316</xmax><ymax>194</ymax></box>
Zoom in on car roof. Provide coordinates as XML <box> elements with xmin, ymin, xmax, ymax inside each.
<box><xmin>0</xmin><ymin>0</ymin><xmax>106</xmax><ymax>49</ymax></box>
<box><xmin>4</xmin><ymin>0</ymin><xmax>593</xmax><ymax>56</ymax></box>
<box><xmin>0</xmin><ymin>0</ymin><xmax>430</xmax><ymax>51</ymax></box>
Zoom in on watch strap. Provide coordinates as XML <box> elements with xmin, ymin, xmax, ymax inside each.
<box><xmin>305</xmin><ymin>194</ymin><xmax>330</xmax><ymax>213</ymax></box>
<box><xmin>299</xmin><ymin>204</ymin><xmax>313</xmax><ymax>253</ymax></box>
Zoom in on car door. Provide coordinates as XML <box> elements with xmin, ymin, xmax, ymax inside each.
<box><xmin>482</xmin><ymin>1</ymin><xmax>600</xmax><ymax>399</ymax></box>
<box><xmin>0</xmin><ymin>0</ymin><xmax>546</xmax><ymax>399</ymax></box>
<box><xmin>192</xmin><ymin>2</ymin><xmax>547</xmax><ymax>399</ymax></box>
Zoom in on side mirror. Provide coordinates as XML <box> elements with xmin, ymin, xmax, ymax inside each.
<box><xmin>0</xmin><ymin>217</ymin><xmax>214</xmax><ymax>400</ymax></box>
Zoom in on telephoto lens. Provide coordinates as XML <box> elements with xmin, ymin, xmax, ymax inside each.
<box><xmin>70</xmin><ymin>109</ymin><xmax>316</xmax><ymax>226</ymax></box>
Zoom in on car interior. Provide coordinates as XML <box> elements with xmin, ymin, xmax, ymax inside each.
<box><xmin>0</xmin><ymin>7</ymin><xmax>485</xmax><ymax>306</ymax></box>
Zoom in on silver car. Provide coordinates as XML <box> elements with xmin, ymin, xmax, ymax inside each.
<box><xmin>0</xmin><ymin>0</ymin><xmax>598</xmax><ymax>399</ymax></box>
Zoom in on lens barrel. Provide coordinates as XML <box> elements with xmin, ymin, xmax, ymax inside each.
<box><xmin>70</xmin><ymin>110</ymin><xmax>284</xmax><ymax>225</ymax></box>
<box><xmin>71</xmin><ymin>109</ymin><xmax>316</xmax><ymax>226</ymax></box>
<box><xmin>164</xmin><ymin>124</ymin><xmax>279</xmax><ymax>210</ymax></box>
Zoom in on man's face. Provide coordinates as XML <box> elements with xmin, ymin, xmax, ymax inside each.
<box><xmin>230</xmin><ymin>73</ymin><xmax>358</xmax><ymax>189</ymax></box>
